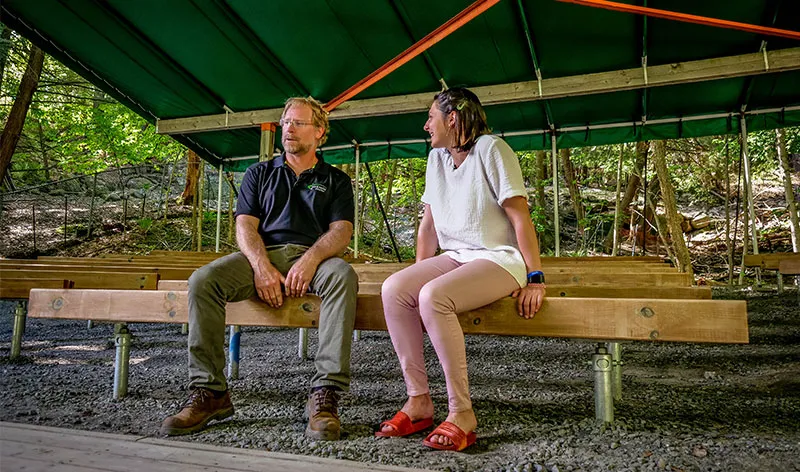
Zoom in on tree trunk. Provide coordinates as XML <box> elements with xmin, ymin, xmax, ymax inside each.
<box><xmin>559</xmin><ymin>148</ymin><xmax>585</xmax><ymax>232</ymax></box>
<box><xmin>604</xmin><ymin>140</ymin><xmax>649</xmax><ymax>251</ymax></box>
<box><xmin>534</xmin><ymin>150</ymin><xmax>547</xmax><ymax>212</ymax></box>
<box><xmin>180</xmin><ymin>150</ymin><xmax>200</xmax><ymax>205</ymax></box>
<box><xmin>777</xmin><ymin>128</ymin><xmax>800</xmax><ymax>252</ymax></box>
<box><xmin>372</xmin><ymin>159</ymin><xmax>399</xmax><ymax>256</ymax></box>
<box><xmin>653</xmin><ymin>141</ymin><xmax>693</xmax><ymax>275</ymax></box>
<box><xmin>0</xmin><ymin>25</ymin><xmax>12</xmax><ymax>92</ymax></box>
<box><xmin>0</xmin><ymin>44</ymin><xmax>44</xmax><ymax>184</ymax></box>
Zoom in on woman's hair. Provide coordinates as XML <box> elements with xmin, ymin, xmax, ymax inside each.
<box><xmin>433</xmin><ymin>87</ymin><xmax>491</xmax><ymax>152</ymax></box>
<box><xmin>282</xmin><ymin>96</ymin><xmax>330</xmax><ymax>146</ymax></box>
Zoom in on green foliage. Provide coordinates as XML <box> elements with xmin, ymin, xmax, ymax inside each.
<box><xmin>1</xmin><ymin>31</ymin><xmax>185</xmax><ymax>187</ymax></box>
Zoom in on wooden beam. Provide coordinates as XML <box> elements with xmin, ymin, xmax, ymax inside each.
<box><xmin>0</xmin><ymin>271</ymin><xmax>157</xmax><ymax>290</ymax></box>
<box><xmin>355</xmin><ymin>269</ymin><xmax>692</xmax><ymax>286</ymax></box>
<box><xmin>156</xmin><ymin>47</ymin><xmax>800</xmax><ymax>135</ymax></box>
<box><xmin>157</xmin><ymin>279</ymin><xmax>711</xmax><ymax>299</ymax></box>
<box><xmin>779</xmin><ymin>258</ymin><xmax>800</xmax><ymax>276</ymax></box>
<box><xmin>744</xmin><ymin>253</ymin><xmax>800</xmax><ymax>270</ymax></box>
<box><xmin>27</xmin><ymin>289</ymin><xmax>748</xmax><ymax>343</ymax></box>
<box><xmin>0</xmin><ymin>263</ymin><xmax>194</xmax><ymax>280</ymax></box>
<box><xmin>0</xmin><ymin>278</ymin><xmax>72</xmax><ymax>299</ymax></box>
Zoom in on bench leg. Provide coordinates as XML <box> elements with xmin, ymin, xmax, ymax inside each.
<box><xmin>353</xmin><ymin>330</ymin><xmax>361</xmax><ymax>342</ymax></box>
<box><xmin>607</xmin><ymin>342</ymin><xmax>623</xmax><ymax>402</ymax></box>
<box><xmin>777</xmin><ymin>273</ymin><xmax>784</xmax><ymax>294</ymax></box>
<box><xmin>10</xmin><ymin>302</ymin><xmax>27</xmax><ymax>360</ymax></box>
<box><xmin>181</xmin><ymin>323</ymin><xmax>189</xmax><ymax>335</ymax></box>
<box><xmin>113</xmin><ymin>327</ymin><xmax>132</xmax><ymax>400</ymax></box>
<box><xmin>87</xmin><ymin>320</ymin><xmax>94</xmax><ymax>329</ymax></box>
<box><xmin>228</xmin><ymin>325</ymin><xmax>241</xmax><ymax>380</ymax></box>
<box><xmin>298</xmin><ymin>328</ymin><xmax>308</xmax><ymax>360</ymax></box>
<box><xmin>592</xmin><ymin>343</ymin><xmax>614</xmax><ymax>423</ymax></box>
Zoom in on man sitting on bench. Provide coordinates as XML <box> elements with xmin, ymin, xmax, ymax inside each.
<box><xmin>161</xmin><ymin>97</ymin><xmax>357</xmax><ymax>441</ymax></box>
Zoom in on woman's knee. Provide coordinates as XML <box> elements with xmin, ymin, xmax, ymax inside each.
<box><xmin>418</xmin><ymin>281</ymin><xmax>455</xmax><ymax>316</ymax></box>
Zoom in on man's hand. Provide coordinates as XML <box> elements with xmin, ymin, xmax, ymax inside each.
<box><xmin>511</xmin><ymin>284</ymin><xmax>546</xmax><ymax>319</ymax></box>
<box><xmin>254</xmin><ymin>261</ymin><xmax>286</xmax><ymax>308</ymax></box>
<box><xmin>284</xmin><ymin>253</ymin><xmax>320</xmax><ymax>297</ymax></box>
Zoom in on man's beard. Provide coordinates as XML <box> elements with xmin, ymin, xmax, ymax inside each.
<box><xmin>283</xmin><ymin>139</ymin><xmax>311</xmax><ymax>155</ymax></box>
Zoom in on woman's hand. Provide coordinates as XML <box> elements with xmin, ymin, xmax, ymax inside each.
<box><xmin>511</xmin><ymin>284</ymin><xmax>546</xmax><ymax>319</ymax></box>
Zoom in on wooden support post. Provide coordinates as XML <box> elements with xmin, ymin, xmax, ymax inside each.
<box><xmin>260</xmin><ymin>123</ymin><xmax>276</xmax><ymax>162</ymax></box>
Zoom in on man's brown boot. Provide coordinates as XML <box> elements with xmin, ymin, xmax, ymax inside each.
<box><xmin>304</xmin><ymin>387</ymin><xmax>341</xmax><ymax>440</ymax></box>
<box><xmin>160</xmin><ymin>388</ymin><xmax>234</xmax><ymax>436</ymax></box>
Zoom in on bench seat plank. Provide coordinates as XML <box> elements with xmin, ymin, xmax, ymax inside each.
<box><xmin>27</xmin><ymin>289</ymin><xmax>747</xmax><ymax>344</ymax></box>
<box><xmin>779</xmin><ymin>258</ymin><xmax>800</xmax><ymax>275</ymax></box>
<box><xmin>743</xmin><ymin>253</ymin><xmax>800</xmax><ymax>270</ymax></box>
<box><xmin>0</xmin><ymin>279</ymin><xmax>73</xmax><ymax>299</ymax></box>
<box><xmin>0</xmin><ymin>270</ymin><xmax>157</xmax><ymax>290</ymax></box>
<box><xmin>156</xmin><ymin>280</ymin><xmax>711</xmax><ymax>299</ymax></box>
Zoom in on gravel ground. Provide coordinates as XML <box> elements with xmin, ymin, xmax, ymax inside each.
<box><xmin>1</xmin><ymin>288</ymin><xmax>799</xmax><ymax>472</ymax></box>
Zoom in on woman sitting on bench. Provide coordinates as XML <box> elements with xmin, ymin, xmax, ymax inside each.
<box><xmin>376</xmin><ymin>87</ymin><xmax>546</xmax><ymax>451</ymax></box>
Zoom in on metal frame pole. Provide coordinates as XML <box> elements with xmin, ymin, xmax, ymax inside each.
<box><xmin>228</xmin><ymin>325</ymin><xmax>241</xmax><ymax>379</ymax></box>
<box><xmin>608</xmin><ymin>342</ymin><xmax>623</xmax><ymax>401</ymax></box>
<box><xmin>551</xmin><ymin>133</ymin><xmax>560</xmax><ymax>256</ymax></box>
<box><xmin>354</xmin><ymin>145</ymin><xmax>360</xmax><ymax>258</ymax></box>
<box><xmin>215</xmin><ymin>163</ymin><xmax>223</xmax><ymax>252</ymax></box>
<box><xmin>740</xmin><ymin>117</ymin><xmax>759</xmax><ymax>256</ymax></box>
<box><xmin>10</xmin><ymin>302</ymin><xmax>26</xmax><ymax>359</ymax></box>
<box><xmin>592</xmin><ymin>343</ymin><xmax>614</xmax><ymax>422</ymax></box>
<box><xmin>113</xmin><ymin>326</ymin><xmax>132</xmax><ymax>399</ymax></box>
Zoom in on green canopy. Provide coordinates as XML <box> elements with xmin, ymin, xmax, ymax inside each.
<box><xmin>2</xmin><ymin>0</ymin><xmax>799</xmax><ymax>171</ymax></box>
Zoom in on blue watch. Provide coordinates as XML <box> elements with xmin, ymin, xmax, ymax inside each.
<box><xmin>527</xmin><ymin>270</ymin><xmax>545</xmax><ymax>284</ymax></box>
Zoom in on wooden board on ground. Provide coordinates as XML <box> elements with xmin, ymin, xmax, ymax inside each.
<box><xmin>0</xmin><ymin>278</ymin><xmax>73</xmax><ymax>299</ymax></box>
<box><xmin>28</xmin><ymin>289</ymin><xmax>747</xmax><ymax>343</ymax></box>
<box><xmin>0</xmin><ymin>270</ymin><xmax>157</xmax><ymax>290</ymax></box>
<box><xmin>1</xmin><ymin>422</ymin><xmax>425</xmax><ymax>472</ymax></box>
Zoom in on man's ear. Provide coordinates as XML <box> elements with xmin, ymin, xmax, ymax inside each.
<box><xmin>315</xmin><ymin>126</ymin><xmax>325</xmax><ymax>141</ymax></box>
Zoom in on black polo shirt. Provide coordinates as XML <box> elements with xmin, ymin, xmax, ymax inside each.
<box><xmin>235</xmin><ymin>154</ymin><xmax>354</xmax><ymax>247</ymax></box>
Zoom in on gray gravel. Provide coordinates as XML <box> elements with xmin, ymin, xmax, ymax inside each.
<box><xmin>1</xmin><ymin>289</ymin><xmax>799</xmax><ymax>471</ymax></box>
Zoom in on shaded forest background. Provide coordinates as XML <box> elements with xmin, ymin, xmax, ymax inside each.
<box><xmin>1</xmin><ymin>26</ymin><xmax>798</xmax><ymax>281</ymax></box>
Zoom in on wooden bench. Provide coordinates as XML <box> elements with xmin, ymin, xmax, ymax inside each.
<box><xmin>744</xmin><ymin>253</ymin><xmax>800</xmax><ymax>292</ymax></box>
<box><xmin>22</xmin><ymin>278</ymin><xmax>744</xmax><ymax>423</ymax></box>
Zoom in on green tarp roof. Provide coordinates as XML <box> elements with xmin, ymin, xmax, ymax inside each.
<box><xmin>2</xmin><ymin>0</ymin><xmax>799</xmax><ymax>171</ymax></box>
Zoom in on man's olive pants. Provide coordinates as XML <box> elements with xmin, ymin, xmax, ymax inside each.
<box><xmin>187</xmin><ymin>244</ymin><xmax>358</xmax><ymax>392</ymax></box>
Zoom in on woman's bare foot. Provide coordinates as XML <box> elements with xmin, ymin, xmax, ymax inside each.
<box><xmin>380</xmin><ymin>394</ymin><xmax>434</xmax><ymax>434</ymax></box>
<box><xmin>428</xmin><ymin>409</ymin><xmax>477</xmax><ymax>446</ymax></box>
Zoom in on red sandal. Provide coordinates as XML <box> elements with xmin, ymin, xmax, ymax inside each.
<box><xmin>375</xmin><ymin>411</ymin><xmax>434</xmax><ymax>437</ymax></box>
<box><xmin>422</xmin><ymin>421</ymin><xmax>477</xmax><ymax>451</ymax></box>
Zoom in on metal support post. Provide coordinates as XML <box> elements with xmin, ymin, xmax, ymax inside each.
<box><xmin>10</xmin><ymin>302</ymin><xmax>27</xmax><ymax>359</ymax></box>
<box><xmin>298</xmin><ymin>328</ymin><xmax>309</xmax><ymax>360</ymax></box>
<box><xmin>592</xmin><ymin>343</ymin><xmax>614</xmax><ymax>423</ymax></box>
<box><xmin>608</xmin><ymin>342</ymin><xmax>623</xmax><ymax>401</ymax></box>
<box><xmin>740</xmin><ymin>117</ymin><xmax>760</xmax><ymax>284</ymax></box>
<box><xmin>551</xmin><ymin>133</ymin><xmax>560</xmax><ymax>256</ymax></box>
<box><xmin>352</xmin><ymin>145</ymin><xmax>361</xmax><ymax>343</ymax></box>
<box><xmin>113</xmin><ymin>327</ymin><xmax>132</xmax><ymax>399</ymax></box>
<box><xmin>181</xmin><ymin>323</ymin><xmax>188</xmax><ymax>335</ymax></box>
<box><xmin>228</xmin><ymin>325</ymin><xmax>241</xmax><ymax>380</ymax></box>
<box><xmin>215</xmin><ymin>163</ymin><xmax>223</xmax><ymax>252</ymax></box>
<box><xmin>87</xmin><ymin>320</ymin><xmax>94</xmax><ymax>329</ymax></box>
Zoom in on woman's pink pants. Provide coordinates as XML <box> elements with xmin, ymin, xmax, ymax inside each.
<box><xmin>381</xmin><ymin>254</ymin><xmax>519</xmax><ymax>413</ymax></box>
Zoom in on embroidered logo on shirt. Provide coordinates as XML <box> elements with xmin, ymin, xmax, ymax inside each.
<box><xmin>307</xmin><ymin>183</ymin><xmax>328</xmax><ymax>193</ymax></box>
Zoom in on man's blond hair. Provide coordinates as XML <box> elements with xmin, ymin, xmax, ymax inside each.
<box><xmin>282</xmin><ymin>96</ymin><xmax>330</xmax><ymax>146</ymax></box>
